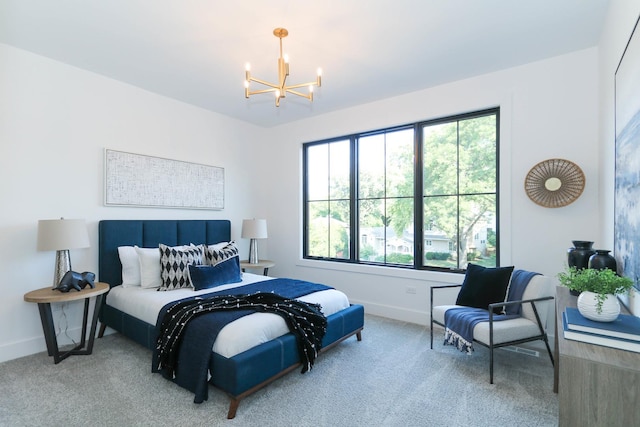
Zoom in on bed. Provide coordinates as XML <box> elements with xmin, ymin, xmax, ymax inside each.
<box><xmin>97</xmin><ymin>219</ymin><xmax>364</xmax><ymax>419</ymax></box>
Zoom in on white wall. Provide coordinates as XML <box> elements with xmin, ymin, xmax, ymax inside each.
<box><xmin>597</xmin><ymin>0</ymin><xmax>640</xmax><ymax>314</ymax></box>
<box><xmin>258</xmin><ymin>48</ymin><xmax>600</xmax><ymax>330</ymax></box>
<box><xmin>0</xmin><ymin>43</ymin><xmax>263</xmax><ymax>362</ymax></box>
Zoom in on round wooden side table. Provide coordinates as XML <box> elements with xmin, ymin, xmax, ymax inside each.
<box><xmin>24</xmin><ymin>282</ymin><xmax>109</xmax><ymax>363</ymax></box>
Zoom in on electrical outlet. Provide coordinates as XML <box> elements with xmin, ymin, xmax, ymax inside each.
<box><xmin>406</xmin><ymin>286</ymin><xmax>417</xmax><ymax>294</ymax></box>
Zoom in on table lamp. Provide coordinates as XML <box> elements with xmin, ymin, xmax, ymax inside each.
<box><xmin>37</xmin><ymin>218</ymin><xmax>90</xmax><ymax>287</ymax></box>
<box><xmin>241</xmin><ymin>219</ymin><xmax>268</xmax><ymax>264</ymax></box>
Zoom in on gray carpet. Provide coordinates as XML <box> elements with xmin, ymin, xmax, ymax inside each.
<box><xmin>0</xmin><ymin>315</ymin><xmax>558</xmax><ymax>426</ymax></box>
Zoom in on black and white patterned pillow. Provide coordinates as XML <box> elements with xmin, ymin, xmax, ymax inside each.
<box><xmin>204</xmin><ymin>241</ymin><xmax>239</xmax><ymax>266</ymax></box>
<box><xmin>158</xmin><ymin>244</ymin><xmax>204</xmax><ymax>291</ymax></box>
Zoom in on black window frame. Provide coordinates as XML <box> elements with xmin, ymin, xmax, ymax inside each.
<box><xmin>303</xmin><ymin>107</ymin><xmax>500</xmax><ymax>272</ymax></box>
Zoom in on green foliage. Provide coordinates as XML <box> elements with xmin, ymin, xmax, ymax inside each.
<box><xmin>307</xmin><ymin>215</ymin><xmax>349</xmax><ymax>259</ymax></box>
<box><xmin>374</xmin><ymin>253</ymin><xmax>414</xmax><ymax>264</ymax></box>
<box><xmin>557</xmin><ymin>267</ymin><xmax>634</xmax><ymax>313</ymax></box>
<box><xmin>425</xmin><ymin>251</ymin><xmax>450</xmax><ymax>260</ymax></box>
<box><xmin>359</xmin><ymin>244</ymin><xmax>377</xmax><ymax>261</ymax></box>
<box><xmin>486</xmin><ymin>228</ymin><xmax>496</xmax><ymax>247</ymax></box>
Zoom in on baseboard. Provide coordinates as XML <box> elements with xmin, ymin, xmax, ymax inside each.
<box><xmin>0</xmin><ymin>336</ymin><xmax>47</xmax><ymax>363</ymax></box>
<box><xmin>349</xmin><ymin>298</ymin><xmax>428</xmax><ymax>325</ymax></box>
<box><xmin>0</xmin><ymin>326</ymin><xmax>87</xmax><ymax>364</ymax></box>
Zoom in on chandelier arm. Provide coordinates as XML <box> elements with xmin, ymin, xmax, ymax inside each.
<box><xmin>248</xmin><ymin>88</ymin><xmax>278</xmax><ymax>96</ymax></box>
<box><xmin>248</xmin><ymin>77</ymin><xmax>280</xmax><ymax>90</ymax></box>
<box><xmin>284</xmin><ymin>81</ymin><xmax>319</xmax><ymax>90</ymax></box>
<box><xmin>285</xmin><ymin>89</ymin><xmax>312</xmax><ymax>100</ymax></box>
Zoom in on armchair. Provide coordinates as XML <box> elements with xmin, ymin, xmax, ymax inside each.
<box><xmin>430</xmin><ymin>273</ymin><xmax>555</xmax><ymax>384</ymax></box>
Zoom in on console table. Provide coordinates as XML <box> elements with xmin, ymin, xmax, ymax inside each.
<box><xmin>555</xmin><ymin>286</ymin><xmax>640</xmax><ymax>426</ymax></box>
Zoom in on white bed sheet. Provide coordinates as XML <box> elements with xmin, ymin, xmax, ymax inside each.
<box><xmin>106</xmin><ymin>273</ymin><xmax>350</xmax><ymax>358</ymax></box>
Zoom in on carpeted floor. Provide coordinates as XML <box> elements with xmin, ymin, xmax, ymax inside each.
<box><xmin>0</xmin><ymin>315</ymin><xmax>558</xmax><ymax>426</ymax></box>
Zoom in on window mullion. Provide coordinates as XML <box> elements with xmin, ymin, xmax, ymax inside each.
<box><xmin>456</xmin><ymin>120</ymin><xmax>461</xmax><ymax>269</ymax></box>
<box><xmin>350</xmin><ymin>136</ymin><xmax>358</xmax><ymax>261</ymax></box>
<box><xmin>414</xmin><ymin>123</ymin><xmax>423</xmax><ymax>269</ymax></box>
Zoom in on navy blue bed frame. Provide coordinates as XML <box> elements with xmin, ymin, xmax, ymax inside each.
<box><xmin>97</xmin><ymin>219</ymin><xmax>364</xmax><ymax>419</ymax></box>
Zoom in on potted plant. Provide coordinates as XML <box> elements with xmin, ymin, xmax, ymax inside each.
<box><xmin>557</xmin><ymin>266</ymin><xmax>634</xmax><ymax>322</ymax></box>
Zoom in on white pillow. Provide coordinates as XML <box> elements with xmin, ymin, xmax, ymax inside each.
<box><xmin>135</xmin><ymin>246</ymin><xmax>162</xmax><ymax>289</ymax></box>
<box><xmin>118</xmin><ymin>246</ymin><xmax>141</xmax><ymax>287</ymax></box>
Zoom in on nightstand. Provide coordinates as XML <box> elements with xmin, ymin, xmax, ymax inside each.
<box><xmin>240</xmin><ymin>260</ymin><xmax>275</xmax><ymax>276</ymax></box>
<box><xmin>24</xmin><ymin>281</ymin><xmax>109</xmax><ymax>364</ymax></box>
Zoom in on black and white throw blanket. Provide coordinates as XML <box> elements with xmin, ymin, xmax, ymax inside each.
<box><xmin>152</xmin><ymin>278</ymin><xmax>331</xmax><ymax>403</ymax></box>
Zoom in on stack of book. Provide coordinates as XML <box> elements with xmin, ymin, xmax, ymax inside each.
<box><xmin>562</xmin><ymin>307</ymin><xmax>640</xmax><ymax>353</ymax></box>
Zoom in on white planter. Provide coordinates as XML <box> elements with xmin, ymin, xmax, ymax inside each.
<box><xmin>577</xmin><ymin>291</ymin><xmax>620</xmax><ymax>322</ymax></box>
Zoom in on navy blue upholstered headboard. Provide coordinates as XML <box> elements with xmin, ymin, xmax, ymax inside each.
<box><xmin>98</xmin><ymin>220</ymin><xmax>231</xmax><ymax>287</ymax></box>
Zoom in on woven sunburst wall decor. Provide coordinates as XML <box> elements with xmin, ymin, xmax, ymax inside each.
<box><xmin>524</xmin><ymin>158</ymin><xmax>585</xmax><ymax>208</ymax></box>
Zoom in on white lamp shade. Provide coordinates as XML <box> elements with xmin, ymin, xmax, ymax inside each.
<box><xmin>241</xmin><ymin>219</ymin><xmax>268</xmax><ymax>239</ymax></box>
<box><xmin>37</xmin><ymin>218</ymin><xmax>90</xmax><ymax>251</ymax></box>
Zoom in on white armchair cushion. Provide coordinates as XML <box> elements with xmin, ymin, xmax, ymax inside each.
<box><xmin>433</xmin><ymin>304</ymin><xmax>543</xmax><ymax>345</ymax></box>
<box><xmin>432</xmin><ymin>273</ymin><xmax>553</xmax><ymax>344</ymax></box>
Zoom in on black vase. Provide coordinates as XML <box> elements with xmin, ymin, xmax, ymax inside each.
<box><xmin>588</xmin><ymin>249</ymin><xmax>617</xmax><ymax>272</ymax></box>
<box><xmin>567</xmin><ymin>240</ymin><xmax>595</xmax><ymax>270</ymax></box>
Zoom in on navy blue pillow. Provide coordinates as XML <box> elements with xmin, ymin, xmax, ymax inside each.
<box><xmin>455</xmin><ymin>263</ymin><xmax>514</xmax><ymax>314</ymax></box>
<box><xmin>188</xmin><ymin>256</ymin><xmax>242</xmax><ymax>291</ymax></box>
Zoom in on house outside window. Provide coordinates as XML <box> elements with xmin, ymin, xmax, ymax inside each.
<box><xmin>303</xmin><ymin>108</ymin><xmax>499</xmax><ymax>271</ymax></box>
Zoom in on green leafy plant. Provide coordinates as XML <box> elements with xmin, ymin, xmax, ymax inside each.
<box><xmin>557</xmin><ymin>267</ymin><xmax>634</xmax><ymax>313</ymax></box>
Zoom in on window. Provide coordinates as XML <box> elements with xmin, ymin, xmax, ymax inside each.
<box><xmin>303</xmin><ymin>108</ymin><xmax>499</xmax><ymax>271</ymax></box>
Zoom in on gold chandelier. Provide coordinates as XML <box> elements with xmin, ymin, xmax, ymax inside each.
<box><xmin>244</xmin><ymin>28</ymin><xmax>322</xmax><ymax>107</ymax></box>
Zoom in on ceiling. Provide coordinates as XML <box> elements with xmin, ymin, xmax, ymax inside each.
<box><xmin>0</xmin><ymin>1</ymin><xmax>609</xmax><ymax>128</ymax></box>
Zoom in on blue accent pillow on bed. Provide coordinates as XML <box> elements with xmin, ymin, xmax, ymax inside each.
<box><xmin>188</xmin><ymin>256</ymin><xmax>242</xmax><ymax>291</ymax></box>
<box><xmin>455</xmin><ymin>263</ymin><xmax>514</xmax><ymax>314</ymax></box>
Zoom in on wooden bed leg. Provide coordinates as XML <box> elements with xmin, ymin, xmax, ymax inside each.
<box><xmin>227</xmin><ymin>398</ymin><xmax>240</xmax><ymax>419</ymax></box>
<box><xmin>98</xmin><ymin>322</ymin><xmax>106</xmax><ymax>338</ymax></box>
<box><xmin>356</xmin><ymin>331</ymin><xmax>362</xmax><ymax>341</ymax></box>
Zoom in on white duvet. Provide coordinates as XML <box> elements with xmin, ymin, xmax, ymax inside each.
<box><xmin>106</xmin><ymin>273</ymin><xmax>350</xmax><ymax>358</ymax></box>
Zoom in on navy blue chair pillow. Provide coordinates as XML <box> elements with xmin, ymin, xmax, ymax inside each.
<box><xmin>455</xmin><ymin>263</ymin><xmax>514</xmax><ymax>314</ymax></box>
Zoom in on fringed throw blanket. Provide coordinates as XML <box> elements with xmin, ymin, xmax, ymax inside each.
<box><xmin>444</xmin><ymin>308</ymin><xmax>516</xmax><ymax>353</ymax></box>
<box><xmin>152</xmin><ymin>278</ymin><xmax>330</xmax><ymax>403</ymax></box>
<box><xmin>444</xmin><ymin>270</ymin><xmax>539</xmax><ymax>353</ymax></box>
<box><xmin>156</xmin><ymin>292</ymin><xmax>326</xmax><ymax>377</ymax></box>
